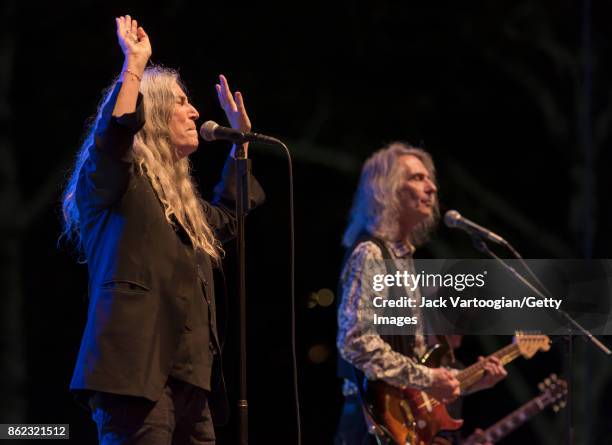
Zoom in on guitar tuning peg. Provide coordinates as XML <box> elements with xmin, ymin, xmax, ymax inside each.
<box><xmin>538</xmin><ymin>383</ymin><xmax>545</xmax><ymax>392</ymax></box>
<box><xmin>553</xmin><ymin>405</ymin><xmax>559</xmax><ymax>412</ymax></box>
<box><xmin>544</xmin><ymin>378</ymin><xmax>551</xmax><ymax>386</ymax></box>
<box><xmin>550</xmin><ymin>373</ymin><xmax>557</xmax><ymax>381</ymax></box>
<box><xmin>560</xmin><ymin>401</ymin><xmax>566</xmax><ymax>408</ymax></box>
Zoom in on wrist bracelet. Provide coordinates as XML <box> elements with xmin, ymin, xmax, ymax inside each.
<box><xmin>123</xmin><ymin>68</ymin><xmax>142</xmax><ymax>82</ymax></box>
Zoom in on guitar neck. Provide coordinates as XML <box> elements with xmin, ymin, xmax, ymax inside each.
<box><xmin>456</xmin><ymin>343</ymin><xmax>521</xmax><ymax>391</ymax></box>
<box><xmin>482</xmin><ymin>392</ymin><xmax>555</xmax><ymax>443</ymax></box>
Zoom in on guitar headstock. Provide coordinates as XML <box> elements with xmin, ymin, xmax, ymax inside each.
<box><xmin>538</xmin><ymin>373</ymin><xmax>568</xmax><ymax>412</ymax></box>
<box><xmin>513</xmin><ymin>332</ymin><xmax>551</xmax><ymax>359</ymax></box>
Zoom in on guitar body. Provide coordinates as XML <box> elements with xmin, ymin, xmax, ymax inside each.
<box><xmin>361</xmin><ymin>333</ymin><xmax>550</xmax><ymax>445</ymax></box>
<box><xmin>363</xmin><ymin>342</ymin><xmax>463</xmax><ymax>445</ymax></box>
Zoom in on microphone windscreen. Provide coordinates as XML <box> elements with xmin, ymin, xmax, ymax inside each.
<box><xmin>200</xmin><ymin>121</ymin><xmax>219</xmax><ymax>141</ymax></box>
<box><xmin>444</xmin><ymin>210</ymin><xmax>462</xmax><ymax>228</ymax></box>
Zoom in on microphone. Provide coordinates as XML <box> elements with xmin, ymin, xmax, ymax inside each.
<box><xmin>444</xmin><ymin>210</ymin><xmax>507</xmax><ymax>246</ymax></box>
<box><xmin>199</xmin><ymin>121</ymin><xmax>281</xmax><ymax>145</ymax></box>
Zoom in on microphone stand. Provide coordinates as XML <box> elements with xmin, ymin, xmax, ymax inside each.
<box><xmin>469</xmin><ymin>236</ymin><xmax>611</xmax><ymax>445</ymax></box>
<box><xmin>234</xmin><ymin>144</ymin><xmax>250</xmax><ymax>445</ymax></box>
<box><xmin>227</xmin><ymin>133</ymin><xmax>300</xmax><ymax>445</ymax></box>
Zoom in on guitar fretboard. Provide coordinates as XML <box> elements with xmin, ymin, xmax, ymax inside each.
<box><xmin>456</xmin><ymin>343</ymin><xmax>521</xmax><ymax>391</ymax></box>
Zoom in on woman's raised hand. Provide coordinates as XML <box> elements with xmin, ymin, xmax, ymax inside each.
<box><xmin>116</xmin><ymin>15</ymin><xmax>151</xmax><ymax>75</ymax></box>
<box><xmin>215</xmin><ymin>74</ymin><xmax>252</xmax><ymax>133</ymax></box>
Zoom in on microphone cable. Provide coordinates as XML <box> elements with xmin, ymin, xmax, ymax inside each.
<box><xmin>209</xmin><ymin>132</ymin><xmax>301</xmax><ymax>444</ymax></box>
<box><xmin>256</xmin><ymin>139</ymin><xmax>300</xmax><ymax>444</ymax></box>
<box><xmin>277</xmin><ymin>140</ymin><xmax>301</xmax><ymax>445</ymax></box>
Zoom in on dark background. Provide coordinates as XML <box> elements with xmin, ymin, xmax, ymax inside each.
<box><xmin>1</xmin><ymin>1</ymin><xmax>612</xmax><ymax>444</ymax></box>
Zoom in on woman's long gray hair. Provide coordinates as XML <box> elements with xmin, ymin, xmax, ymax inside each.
<box><xmin>342</xmin><ymin>142</ymin><xmax>439</xmax><ymax>248</ymax></box>
<box><xmin>61</xmin><ymin>66</ymin><xmax>221</xmax><ymax>259</ymax></box>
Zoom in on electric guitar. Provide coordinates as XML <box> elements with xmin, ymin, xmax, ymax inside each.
<box><xmin>363</xmin><ymin>333</ymin><xmax>551</xmax><ymax>445</ymax></box>
<box><xmin>463</xmin><ymin>373</ymin><xmax>567</xmax><ymax>444</ymax></box>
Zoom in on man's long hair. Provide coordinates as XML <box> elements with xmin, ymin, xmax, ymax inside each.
<box><xmin>61</xmin><ymin>66</ymin><xmax>221</xmax><ymax>259</ymax></box>
<box><xmin>342</xmin><ymin>141</ymin><xmax>439</xmax><ymax>248</ymax></box>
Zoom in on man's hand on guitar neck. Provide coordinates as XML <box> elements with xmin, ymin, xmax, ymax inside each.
<box><xmin>469</xmin><ymin>356</ymin><xmax>507</xmax><ymax>393</ymax></box>
<box><xmin>426</xmin><ymin>368</ymin><xmax>460</xmax><ymax>404</ymax></box>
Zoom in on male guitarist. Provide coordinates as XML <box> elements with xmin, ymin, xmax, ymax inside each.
<box><xmin>335</xmin><ymin>143</ymin><xmax>506</xmax><ymax>445</ymax></box>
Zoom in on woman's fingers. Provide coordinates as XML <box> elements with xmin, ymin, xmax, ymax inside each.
<box><xmin>235</xmin><ymin>92</ymin><xmax>251</xmax><ymax>127</ymax></box>
<box><xmin>219</xmin><ymin>74</ymin><xmax>237</xmax><ymax>111</ymax></box>
<box><xmin>215</xmin><ymin>84</ymin><xmax>226</xmax><ymax>109</ymax></box>
<box><xmin>129</xmin><ymin>19</ymin><xmax>138</xmax><ymax>44</ymax></box>
<box><xmin>235</xmin><ymin>91</ymin><xmax>246</xmax><ymax>113</ymax></box>
<box><xmin>219</xmin><ymin>74</ymin><xmax>230</xmax><ymax>93</ymax></box>
<box><xmin>137</xmin><ymin>26</ymin><xmax>148</xmax><ymax>41</ymax></box>
<box><xmin>215</xmin><ymin>75</ymin><xmax>251</xmax><ymax>132</ymax></box>
<box><xmin>116</xmin><ymin>15</ymin><xmax>150</xmax><ymax>44</ymax></box>
<box><xmin>117</xmin><ymin>16</ymin><xmax>130</xmax><ymax>40</ymax></box>
<box><xmin>115</xmin><ymin>15</ymin><xmax>152</xmax><ymax>65</ymax></box>
<box><xmin>117</xmin><ymin>15</ymin><xmax>138</xmax><ymax>40</ymax></box>
<box><xmin>116</xmin><ymin>16</ymin><xmax>124</xmax><ymax>37</ymax></box>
